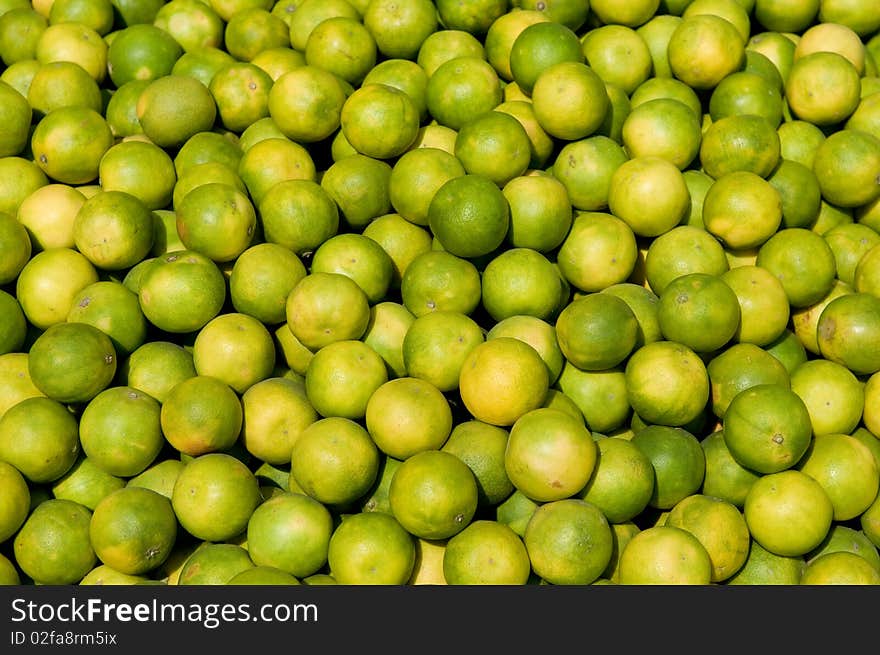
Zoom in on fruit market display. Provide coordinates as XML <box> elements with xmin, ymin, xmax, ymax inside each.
<box><xmin>2</xmin><ymin>0</ymin><xmax>880</xmax><ymax>587</ymax></box>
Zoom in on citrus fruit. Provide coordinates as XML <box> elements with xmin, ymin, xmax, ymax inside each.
<box><xmin>176</xmin><ymin>543</ymin><xmax>254</xmax><ymax>585</ymax></box>
<box><xmin>389</xmin><ymin>449</ymin><xmax>479</xmax><ymax>540</ymax></box>
<box><xmin>657</xmin><ymin>272</ymin><xmax>742</xmax><ymax>354</ymax></box>
<box><xmin>388</xmin><ymin>146</ymin><xmax>466</xmax><ymax>227</ymax></box>
<box><xmin>700</xmin><ymin>428</ymin><xmax>761</xmax><ymax>508</ymax></box>
<box><xmin>401</xmin><ymin>310</ymin><xmax>484</xmax><ymax>393</ymax></box>
<box><xmin>285</xmin><ymin>271</ymin><xmax>371</xmax><ymax>352</ymax></box>
<box><xmin>631</xmin><ymin>424</ymin><xmax>706</xmax><ymax>510</ymax></box>
<box><xmin>607</xmin><ymin>155</ymin><xmax>690</xmax><ymax>238</ymax></box>
<box><xmin>73</xmin><ymin>189</ymin><xmax>156</xmax><ymax>271</ymax></box>
<box><xmin>785</xmin><ymin>51</ymin><xmax>861</xmax><ymax>126</ymax></box>
<box><xmin>790</xmin><ymin>358</ymin><xmax>864</xmax><ymax>437</ymax></box>
<box><xmin>30</xmin><ymin>105</ymin><xmax>113</xmax><ymax>185</ymax></box>
<box><xmin>160</xmin><ymin>374</ymin><xmax>243</xmax><ymax>457</ymax></box>
<box><xmin>89</xmin><ymin>486</ymin><xmax>177</xmax><ymax>575</ymax></box>
<box><xmin>555</xmin><ymin>292</ymin><xmax>639</xmax><ymax>370</ymax></box>
<box><xmin>137</xmin><ymin>249</ymin><xmax>227</xmax><ymax>334</ymax></box>
<box><xmin>427</xmin><ymin>173</ymin><xmax>510</xmax><ymax>259</ymax></box>
<box><xmin>362</xmin><ymin>0</ymin><xmax>438</xmax><ymax>61</ymax></box>
<box><xmin>171</xmin><ymin>453</ymin><xmax>262</xmax><ymax>543</ymax></box>
<box><xmin>459</xmin><ymin>336</ymin><xmax>550</xmax><ymax>427</ymax></box>
<box><xmin>400</xmin><ymin>250</ymin><xmax>482</xmax><ymax>317</ymax></box>
<box><xmin>817</xmin><ymin>292</ymin><xmax>880</xmax><ymax>376</ymax></box>
<box><xmin>365</xmin><ymin>376</ymin><xmax>453</xmax><ymax>461</ymax></box>
<box><xmin>424</xmin><ymin>56</ymin><xmax>502</xmax><ymax>131</ymax></box>
<box><xmin>78</xmin><ymin>385</ymin><xmax>163</xmax><ymax>478</ymax></box>
<box><xmin>642</xmin><ymin>224</ymin><xmax>729</xmax><ymax>296</ymax></box>
<box><xmin>258</xmin><ymin>179</ymin><xmax>339</xmax><ymax>256</ymax></box>
<box><xmin>624</xmin><ymin>340</ymin><xmax>710</xmax><ymax>428</ymax></box>
<box><xmin>13</xmin><ymin>498</ymin><xmax>96</xmax><ymax>585</ymax></box>
<box><xmin>326</xmin><ymin>511</ymin><xmax>415</xmax><ymax>585</ymax></box>
<box><xmin>622</xmin><ymin>97</ymin><xmax>703</xmax><ymax>170</ymax></box>
<box><xmin>320</xmin><ymin>153</ymin><xmax>393</xmax><ymax>230</ymax></box>
<box><xmin>551</xmin><ymin>136</ymin><xmax>628</xmax><ymax>212</ymax></box>
<box><xmin>579</xmin><ymin>436</ymin><xmax>655</xmax><ymax>524</ymax></box>
<box><xmin>290</xmin><ymin>416</ymin><xmax>380</xmax><ymax>509</ymax></box>
<box><xmin>267</xmin><ymin>65</ymin><xmax>348</xmax><ymax>143</ymax></box>
<box><xmin>523</xmin><ymin>498</ymin><xmax>614</xmax><ymax>585</ymax></box>
<box><xmin>505</xmin><ymin>407</ymin><xmax>597</xmax><ymax>502</ymax></box>
<box><xmin>755</xmin><ymin>227</ymin><xmax>838</xmax><ymax>308</ymax></box>
<box><xmin>480</xmin><ymin>247</ymin><xmax>565</xmax><ymax>323</ymax></box>
<box><xmin>743</xmin><ymin>469</ymin><xmax>834</xmax><ymax>557</ymax></box>
<box><xmin>0</xmin><ymin>459</ymin><xmax>30</xmax><ymax>542</ymax></box>
<box><xmin>530</xmin><ymin>60</ymin><xmax>610</xmax><ymax>142</ymax></box>
<box><xmin>245</xmin><ymin>491</ymin><xmax>333</xmax><ymax>578</ymax></box>
<box><xmin>617</xmin><ymin>524</ymin><xmax>713</xmax><ymax>584</ymax></box>
<box><xmin>797</xmin><ymin>433</ymin><xmax>879</xmax><ymax>522</ymax></box>
<box><xmin>725</xmin><ymin>538</ymin><xmax>805</xmax><ymax>584</ymax></box>
<box><xmin>665</xmin><ymin>493</ymin><xmax>751</xmax><ymax>582</ymax></box>
<box><xmin>229</xmin><ymin>242</ymin><xmax>307</xmax><ymax>326</ymax></box>
<box><xmin>667</xmin><ymin>13</ymin><xmax>745</xmax><ymax>90</ymax></box>
<box><xmin>502</xmin><ymin>172</ymin><xmax>573</xmax><ymax>253</ymax></box>
<box><xmin>360</xmin><ymin>300</ymin><xmax>416</xmax><ymax>378</ymax></box>
<box><xmin>454</xmin><ymin>109</ymin><xmax>531</xmax><ymax>186</ymax></box>
<box><xmin>304</xmin><ymin>339</ymin><xmax>388</xmax><ymax>420</ymax></box>
<box><xmin>120</xmin><ymin>340</ymin><xmax>196</xmax><ymax>404</ymax></box>
<box><xmin>554</xmin><ymin>362</ymin><xmax>631</xmax><ymax>434</ymax></box>
<box><xmin>442</xmin><ymin>519</ymin><xmax>530</xmax><ymax>585</ymax></box>
<box><xmin>699</xmin><ymin>113</ymin><xmax>781</xmax><ymax>179</ymax></box>
<box><xmin>27</xmin><ymin>321</ymin><xmax>116</xmax><ymax>405</ymax></box>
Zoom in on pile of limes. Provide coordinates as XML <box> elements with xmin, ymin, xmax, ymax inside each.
<box><xmin>1</xmin><ymin>0</ymin><xmax>880</xmax><ymax>586</ymax></box>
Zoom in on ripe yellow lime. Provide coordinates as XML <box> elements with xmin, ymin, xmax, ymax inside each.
<box><xmin>480</xmin><ymin>247</ymin><xmax>565</xmax><ymax>323</ymax></box>
<box><xmin>667</xmin><ymin>13</ymin><xmax>745</xmax><ymax>90</ymax></box>
<box><xmin>531</xmin><ymin>61</ymin><xmax>609</xmax><ymax>142</ymax></box>
<box><xmin>365</xmin><ymin>376</ymin><xmax>453</xmax><ymax>461</ymax></box>
<box><xmin>556</xmin><ymin>292</ymin><xmax>639</xmax><ymax>370</ymax></box>
<box><xmin>617</xmin><ymin>524</ymin><xmax>712</xmax><ymax>585</ymax></box>
<box><xmin>160</xmin><ymin>375</ymin><xmax>243</xmax><ymax>457</ymax></box>
<box><xmin>631</xmin><ymin>424</ymin><xmax>706</xmax><ymax>510</ymax></box>
<box><xmin>744</xmin><ymin>469</ymin><xmax>834</xmax><ymax>557</ymax></box>
<box><xmin>624</xmin><ymin>340</ymin><xmax>710</xmax><ymax>428</ymax></box>
<box><xmin>258</xmin><ymin>179</ymin><xmax>339</xmax><ymax>256</ymax></box>
<box><xmin>389</xmin><ymin>146</ymin><xmax>465</xmax><ymax>227</ymax></box>
<box><xmin>797</xmin><ymin>433</ymin><xmax>879</xmax><ymax>522</ymax></box>
<box><xmin>285</xmin><ymin>271</ymin><xmax>371</xmax><ymax>352</ymax></box>
<box><xmin>607</xmin><ymin>155</ymin><xmax>691</xmax><ymax>238</ymax></box>
<box><xmin>192</xmin><ymin>312</ymin><xmax>276</xmax><ymax>395</ymax></box>
<box><xmin>643</xmin><ymin>224</ymin><xmax>729</xmax><ymax>296</ymax></box>
<box><xmin>268</xmin><ymin>65</ymin><xmax>348</xmax><ymax>143</ymax></box>
<box><xmin>459</xmin><ymin>336</ymin><xmax>550</xmax><ymax>428</ymax></box>
<box><xmin>341</xmin><ymin>82</ymin><xmax>420</xmax><ymax>160</ymax></box>
<box><xmin>505</xmin><ymin>407</ymin><xmax>596</xmax><ymax>502</ymax></box>
<box><xmin>665</xmin><ymin>493</ymin><xmax>751</xmax><ymax>582</ymax></box>
<box><xmin>454</xmin><ymin>110</ymin><xmax>531</xmax><ymax>186</ymax></box>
